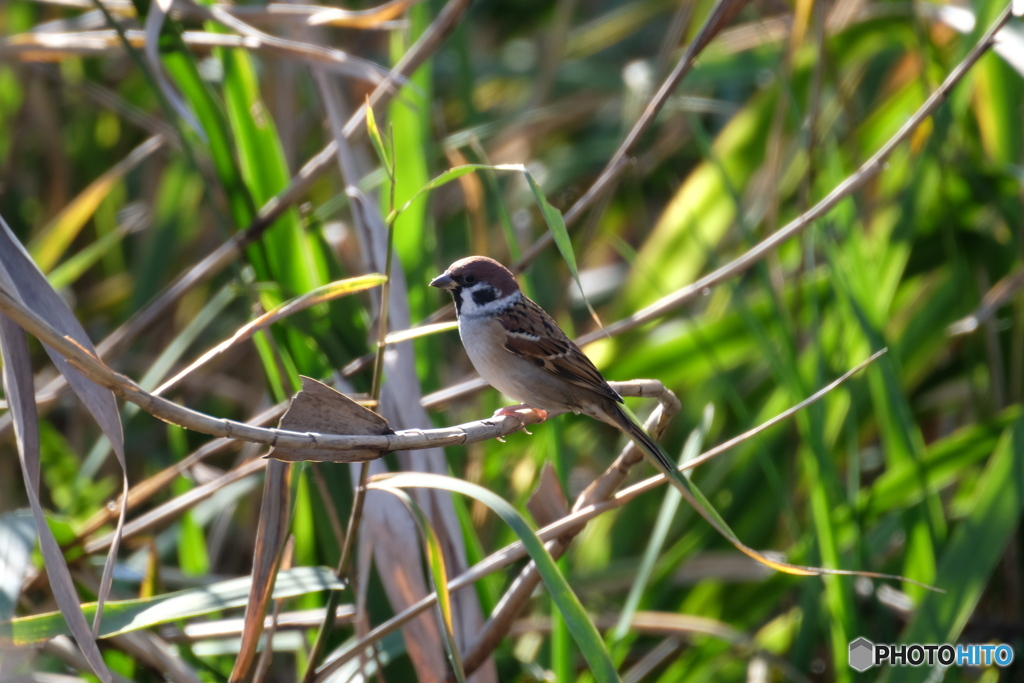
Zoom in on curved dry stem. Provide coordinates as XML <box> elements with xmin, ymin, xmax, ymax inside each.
<box><xmin>0</xmin><ymin>285</ymin><xmax>668</xmax><ymax>458</ymax></box>
<box><xmin>457</xmin><ymin>387</ymin><xmax>680</xmax><ymax>677</ymax></box>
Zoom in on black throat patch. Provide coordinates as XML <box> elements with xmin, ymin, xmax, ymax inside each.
<box><xmin>452</xmin><ymin>287</ymin><xmax>464</xmax><ymax>315</ymax></box>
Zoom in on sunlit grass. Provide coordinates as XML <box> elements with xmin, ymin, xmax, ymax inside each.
<box><xmin>0</xmin><ymin>0</ymin><xmax>1022</xmax><ymax>681</ymax></box>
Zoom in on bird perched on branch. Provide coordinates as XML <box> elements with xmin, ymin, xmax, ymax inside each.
<box><xmin>429</xmin><ymin>255</ymin><xmax>674</xmax><ymax>473</ymax></box>
<box><xmin>429</xmin><ymin>256</ymin><xmax>872</xmax><ymax>581</ymax></box>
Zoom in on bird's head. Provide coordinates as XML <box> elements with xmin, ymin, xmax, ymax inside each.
<box><xmin>430</xmin><ymin>256</ymin><xmax>521</xmax><ymax>317</ymax></box>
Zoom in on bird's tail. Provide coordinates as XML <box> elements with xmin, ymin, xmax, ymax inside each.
<box><xmin>608</xmin><ymin>402</ymin><xmax>866</xmax><ymax>580</ymax></box>
<box><xmin>609</xmin><ymin>404</ymin><xmax>678</xmax><ymax>475</ymax></box>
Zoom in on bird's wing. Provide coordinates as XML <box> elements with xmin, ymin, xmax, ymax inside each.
<box><xmin>496</xmin><ymin>296</ymin><xmax>623</xmax><ymax>404</ymax></box>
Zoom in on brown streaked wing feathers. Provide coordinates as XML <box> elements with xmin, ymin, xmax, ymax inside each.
<box><xmin>499</xmin><ymin>296</ymin><xmax>622</xmax><ymax>404</ymax></box>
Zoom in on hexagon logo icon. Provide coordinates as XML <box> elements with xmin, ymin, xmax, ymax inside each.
<box><xmin>849</xmin><ymin>637</ymin><xmax>874</xmax><ymax>672</ymax></box>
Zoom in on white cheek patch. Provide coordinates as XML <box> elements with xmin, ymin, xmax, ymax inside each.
<box><xmin>458</xmin><ymin>286</ymin><xmax>518</xmax><ymax>318</ymax></box>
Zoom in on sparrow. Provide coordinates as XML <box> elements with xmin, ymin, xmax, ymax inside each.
<box><xmin>429</xmin><ymin>255</ymin><xmax>676</xmax><ymax>474</ymax></box>
<box><xmin>429</xmin><ymin>257</ymin><xmax>874</xmax><ymax>582</ymax></box>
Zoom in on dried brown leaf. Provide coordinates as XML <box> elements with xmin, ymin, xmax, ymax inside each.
<box><xmin>229</xmin><ymin>460</ymin><xmax>293</xmax><ymax>683</ymax></box>
<box><xmin>309</xmin><ymin>0</ymin><xmax>423</xmax><ymax>27</ymax></box>
<box><xmin>0</xmin><ymin>217</ymin><xmax>128</xmax><ymax>640</ymax></box>
<box><xmin>0</xmin><ymin>316</ymin><xmax>112</xmax><ymax>683</ymax></box>
<box><xmin>269</xmin><ymin>377</ymin><xmax>393</xmax><ymax>462</ymax></box>
<box><xmin>526</xmin><ymin>463</ymin><xmax>569</xmax><ymax>529</ymax></box>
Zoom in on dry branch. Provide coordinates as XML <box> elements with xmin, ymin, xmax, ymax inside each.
<box><xmin>0</xmin><ymin>285</ymin><xmax>672</xmax><ymax>459</ymax></box>
<box><xmin>2</xmin><ymin>29</ymin><xmax>391</xmax><ymax>83</ymax></box>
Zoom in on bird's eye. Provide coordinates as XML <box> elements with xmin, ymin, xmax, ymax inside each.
<box><xmin>464</xmin><ymin>274</ymin><xmax>476</xmax><ymax>284</ymax></box>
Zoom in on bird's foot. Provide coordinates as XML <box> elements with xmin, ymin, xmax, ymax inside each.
<box><xmin>493</xmin><ymin>405</ymin><xmax>548</xmax><ymax>439</ymax></box>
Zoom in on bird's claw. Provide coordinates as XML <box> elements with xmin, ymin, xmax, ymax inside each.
<box><xmin>493</xmin><ymin>405</ymin><xmax>547</xmax><ymax>435</ymax></box>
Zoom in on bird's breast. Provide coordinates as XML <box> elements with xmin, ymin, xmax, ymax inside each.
<box><xmin>457</xmin><ymin>314</ymin><xmax>581</xmax><ymax>412</ymax></box>
<box><xmin>458</xmin><ymin>315</ymin><xmax>521</xmax><ymax>394</ymax></box>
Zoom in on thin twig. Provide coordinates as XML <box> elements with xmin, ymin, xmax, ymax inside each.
<box><xmin>515</xmin><ymin>0</ymin><xmax>751</xmax><ymax>271</ymax></box>
<box><xmin>947</xmin><ymin>267</ymin><xmax>1024</xmax><ymax>336</ymax></box>
<box><xmin>3</xmin><ymin>29</ymin><xmax>393</xmax><ymax>82</ymax></box>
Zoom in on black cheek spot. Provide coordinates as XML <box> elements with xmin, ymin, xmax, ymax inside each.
<box><xmin>472</xmin><ymin>288</ymin><xmax>497</xmax><ymax>306</ymax></box>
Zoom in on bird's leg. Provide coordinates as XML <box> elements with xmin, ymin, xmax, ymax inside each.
<box><xmin>493</xmin><ymin>404</ymin><xmax>548</xmax><ymax>438</ymax></box>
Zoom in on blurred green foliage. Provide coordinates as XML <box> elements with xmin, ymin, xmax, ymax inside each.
<box><xmin>1</xmin><ymin>0</ymin><xmax>1023</xmax><ymax>681</ymax></box>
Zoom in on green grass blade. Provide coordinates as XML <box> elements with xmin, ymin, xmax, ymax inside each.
<box><xmin>612</xmin><ymin>404</ymin><xmax>713</xmax><ymax>641</ymax></box>
<box><xmin>368</xmin><ymin>471</ymin><xmax>622</xmax><ymax>683</ymax></box>
<box><xmin>1</xmin><ymin>566</ymin><xmax>344</xmax><ymax>646</ymax></box>
<box><xmin>162</xmin><ymin>47</ymin><xmax>256</xmax><ymax>229</ymax></box>
<box><xmin>523</xmin><ymin>171</ymin><xmax>600</xmax><ymax>322</ymax></box>
<box><xmin>365</xmin><ymin>98</ymin><xmax>391</xmax><ymax>176</ymax></box>
<box><xmin>373</xmin><ymin>486</ymin><xmax>467</xmax><ymax>683</ymax></box>
<box><xmin>879</xmin><ymin>416</ymin><xmax>1024</xmax><ymax>683</ymax></box>
<box><xmin>862</xmin><ymin>406</ymin><xmax>1021</xmax><ymax>518</ymax></box>
<box><xmin>46</xmin><ymin>218</ymin><xmax>133</xmax><ymax>291</ymax></box>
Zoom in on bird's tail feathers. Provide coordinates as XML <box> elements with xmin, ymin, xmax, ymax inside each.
<box><xmin>610</xmin><ymin>404</ymin><xmax>677</xmax><ymax>475</ymax></box>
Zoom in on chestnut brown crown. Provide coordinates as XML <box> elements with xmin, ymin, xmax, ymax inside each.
<box><xmin>430</xmin><ymin>256</ymin><xmax>521</xmax><ymax>297</ymax></box>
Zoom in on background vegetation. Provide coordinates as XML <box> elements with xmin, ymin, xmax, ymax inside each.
<box><xmin>1</xmin><ymin>0</ymin><xmax>1023</xmax><ymax>681</ymax></box>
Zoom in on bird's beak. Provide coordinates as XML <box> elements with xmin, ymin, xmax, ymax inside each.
<box><xmin>429</xmin><ymin>272</ymin><xmax>457</xmax><ymax>290</ymax></box>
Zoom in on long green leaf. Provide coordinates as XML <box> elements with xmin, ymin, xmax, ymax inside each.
<box><xmin>1</xmin><ymin>566</ymin><xmax>344</xmax><ymax>646</ymax></box>
<box><xmin>523</xmin><ymin>172</ymin><xmax>599</xmax><ymax>321</ymax></box>
<box><xmin>368</xmin><ymin>472</ymin><xmax>621</xmax><ymax>683</ymax></box>
<box><xmin>365</xmin><ymin>98</ymin><xmax>391</xmax><ymax>176</ymax></box>
<box><xmin>374</xmin><ymin>487</ymin><xmax>466</xmax><ymax>683</ymax></box>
